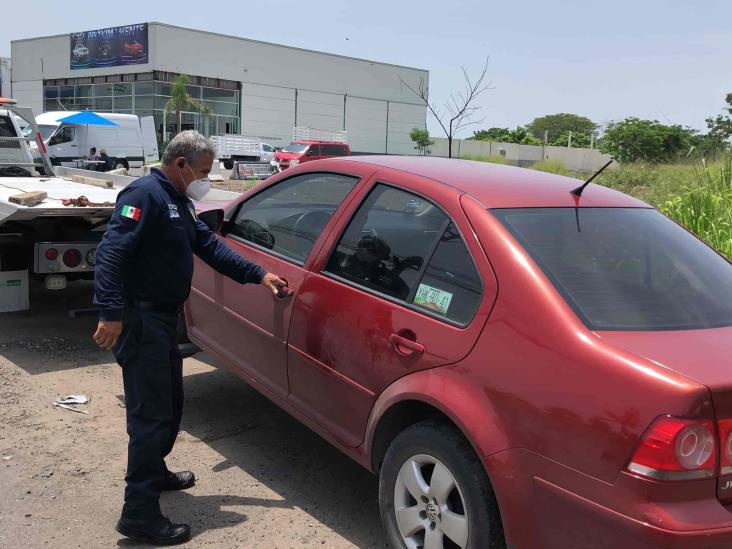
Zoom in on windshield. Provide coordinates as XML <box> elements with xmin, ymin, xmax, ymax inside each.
<box><xmin>492</xmin><ymin>208</ymin><xmax>732</xmax><ymax>331</ymax></box>
<box><xmin>282</xmin><ymin>143</ymin><xmax>309</xmax><ymax>154</ymax></box>
<box><xmin>38</xmin><ymin>125</ymin><xmax>58</xmax><ymax>141</ymax></box>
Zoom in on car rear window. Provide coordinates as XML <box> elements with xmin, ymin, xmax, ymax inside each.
<box><xmin>492</xmin><ymin>207</ymin><xmax>732</xmax><ymax>331</ymax></box>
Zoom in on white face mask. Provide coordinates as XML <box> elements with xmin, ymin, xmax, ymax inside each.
<box><xmin>179</xmin><ymin>163</ymin><xmax>211</xmax><ymax>201</ymax></box>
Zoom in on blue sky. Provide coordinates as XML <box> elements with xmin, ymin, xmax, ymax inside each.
<box><xmin>4</xmin><ymin>0</ymin><xmax>731</xmax><ymax>137</ymax></box>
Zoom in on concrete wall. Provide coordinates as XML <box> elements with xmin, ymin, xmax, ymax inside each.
<box><xmin>11</xmin><ymin>23</ymin><xmax>428</xmax><ymax>153</ymax></box>
<box><xmin>427</xmin><ymin>137</ymin><xmax>612</xmax><ymax>171</ymax></box>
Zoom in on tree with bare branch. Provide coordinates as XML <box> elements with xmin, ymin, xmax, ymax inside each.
<box><xmin>401</xmin><ymin>57</ymin><xmax>492</xmax><ymax>158</ymax></box>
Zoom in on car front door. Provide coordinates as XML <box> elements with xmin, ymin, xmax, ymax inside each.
<box><xmin>186</xmin><ymin>169</ymin><xmax>367</xmax><ymax>399</ymax></box>
<box><xmin>304</xmin><ymin>144</ymin><xmax>320</xmax><ymax>163</ymax></box>
<box><xmin>286</xmin><ymin>170</ymin><xmax>498</xmax><ymax>447</ymax></box>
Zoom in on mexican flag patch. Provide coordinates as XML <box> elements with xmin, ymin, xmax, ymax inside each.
<box><xmin>120</xmin><ymin>205</ymin><xmax>141</xmax><ymax>221</ymax></box>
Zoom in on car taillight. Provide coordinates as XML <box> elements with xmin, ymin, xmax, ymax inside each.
<box><xmin>63</xmin><ymin>249</ymin><xmax>82</xmax><ymax>268</ymax></box>
<box><xmin>45</xmin><ymin>248</ymin><xmax>59</xmax><ymax>260</ymax></box>
<box><xmin>627</xmin><ymin>416</ymin><xmax>716</xmax><ymax>481</ymax></box>
<box><xmin>718</xmin><ymin>419</ymin><xmax>732</xmax><ymax>475</ymax></box>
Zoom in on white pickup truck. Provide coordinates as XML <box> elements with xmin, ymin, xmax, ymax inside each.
<box><xmin>210</xmin><ymin>134</ymin><xmax>277</xmax><ymax>169</ymax></box>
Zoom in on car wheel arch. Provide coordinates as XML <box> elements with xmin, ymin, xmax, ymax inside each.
<box><xmin>365</xmin><ymin>369</ymin><xmax>510</xmax><ymax>474</ymax></box>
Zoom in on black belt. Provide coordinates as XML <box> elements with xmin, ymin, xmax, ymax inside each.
<box><xmin>129</xmin><ymin>300</ymin><xmax>182</xmax><ymax>314</ymax></box>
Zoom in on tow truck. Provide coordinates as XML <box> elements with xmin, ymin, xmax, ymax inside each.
<box><xmin>0</xmin><ymin>98</ymin><xmax>136</xmax><ymax>311</ymax></box>
<box><xmin>0</xmin><ymin>98</ymin><xmax>239</xmax><ymax>312</ymax></box>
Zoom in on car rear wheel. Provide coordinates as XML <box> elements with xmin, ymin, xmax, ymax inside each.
<box><xmin>379</xmin><ymin>421</ymin><xmax>505</xmax><ymax>549</ymax></box>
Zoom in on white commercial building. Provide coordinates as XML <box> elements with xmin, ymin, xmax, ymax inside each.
<box><xmin>10</xmin><ymin>22</ymin><xmax>428</xmax><ymax>154</ymax></box>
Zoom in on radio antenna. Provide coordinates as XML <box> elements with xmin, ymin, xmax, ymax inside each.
<box><xmin>571</xmin><ymin>159</ymin><xmax>614</xmax><ymax>197</ymax></box>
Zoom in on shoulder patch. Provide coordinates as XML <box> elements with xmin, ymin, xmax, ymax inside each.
<box><xmin>120</xmin><ymin>205</ymin><xmax>141</xmax><ymax>221</ymax></box>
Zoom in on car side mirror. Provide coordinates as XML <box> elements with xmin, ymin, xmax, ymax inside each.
<box><xmin>198</xmin><ymin>209</ymin><xmax>224</xmax><ymax>232</ymax></box>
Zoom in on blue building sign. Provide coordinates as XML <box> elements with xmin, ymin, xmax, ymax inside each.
<box><xmin>70</xmin><ymin>24</ymin><xmax>148</xmax><ymax>70</ymax></box>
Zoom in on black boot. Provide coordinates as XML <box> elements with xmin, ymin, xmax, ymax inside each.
<box><xmin>162</xmin><ymin>470</ymin><xmax>196</xmax><ymax>491</ymax></box>
<box><xmin>116</xmin><ymin>514</ymin><xmax>191</xmax><ymax>545</ymax></box>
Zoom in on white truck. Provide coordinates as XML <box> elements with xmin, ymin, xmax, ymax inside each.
<box><xmin>36</xmin><ymin>111</ymin><xmax>159</xmax><ymax>170</ymax></box>
<box><xmin>210</xmin><ymin>134</ymin><xmax>277</xmax><ymax>169</ymax></box>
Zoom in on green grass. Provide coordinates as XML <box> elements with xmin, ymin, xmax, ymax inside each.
<box><xmin>531</xmin><ymin>159</ymin><xmax>571</xmax><ymax>176</ymax></box>
<box><xmin>595</xmin><ymin>157</ymin><xmax>732</xmax><ymax>259</ymax></box>
<box><xmin>460</xmin><ymin>154</ymin><xmax>509</xmax><ymax>164</ymax></box>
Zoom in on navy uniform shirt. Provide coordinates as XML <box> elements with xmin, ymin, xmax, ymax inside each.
<box><xmin>94</xmin><ymin>168</ymin><xmax>265</xmax><ymax>321</ymax></box>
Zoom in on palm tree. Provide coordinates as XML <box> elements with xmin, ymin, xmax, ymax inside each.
<box><xmin>163</xmin><ymin>74</ymin><xmax>212</xmax><ymax>142</ymax></box>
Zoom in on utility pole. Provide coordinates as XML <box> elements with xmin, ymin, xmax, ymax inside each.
<box><xmin>568</xmin><ymin>131</ymin><xmax>572</xmax><ymax>148</ymax></box>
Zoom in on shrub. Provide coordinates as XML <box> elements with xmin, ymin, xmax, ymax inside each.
<box><xmin>659</xmin><ymin>158</ymin><xmax>732</xmax><ymax>259</ymax></box>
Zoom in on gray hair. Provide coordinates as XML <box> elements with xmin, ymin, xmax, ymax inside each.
<box><xmin>161</xmin><ymin>130</ymin><xmax>216</xmax><ymax>165</ymax></box>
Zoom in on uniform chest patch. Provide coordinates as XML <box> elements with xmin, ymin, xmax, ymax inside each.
<box><xmin>168</xmin><ymin>204</ymin><xmax>180</xmax><ymax>219</ymax></box>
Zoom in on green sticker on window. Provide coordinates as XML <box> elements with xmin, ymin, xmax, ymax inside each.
<box><xmin>414</xmin><ymin>283</ymin><xmax>453</xmax><ymax>315</ymax></box>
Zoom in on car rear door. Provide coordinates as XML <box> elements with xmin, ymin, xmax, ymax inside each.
<box><xmin>186</xmin><ymin>166</ymin><xmax>373</xmax><ymax>398</ymax></box>
<box><xmin>140</xmin><ymin>116</ymin><xmax>159</xmax><ymax>164</ymax></box>
<box><xmin>286</xmin><ymin>169</ymin><xmax>498</xmax><ymax>447</ymax></box>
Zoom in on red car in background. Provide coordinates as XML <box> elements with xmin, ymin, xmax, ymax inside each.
<box><xmin>123</xmin><ymin>41</ymin><xmax>144</xmax><ymax>56</ymax></box>
<box><xmin>274</xmin><ymin>140</ymin><xmax>350</xmax><ymax>170</ymax></box>
<box><xmin>186</xmin><ymin>156</ymin><xmax>732</xmax><ymax>548</ymax></box>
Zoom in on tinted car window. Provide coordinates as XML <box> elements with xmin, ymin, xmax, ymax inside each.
<box><xmin>493</xmin><ymin>207</ymin><xmax>732</xmax><ymax>330</ymax></box>
<box><xmin>413</xmin><ymin>222</ymin><xmax>482</xmax><ymax>324</ymax></box>
<box><xmin>0</xmin><ymin>116</ymin><xmax>17</xmax><ymax>137</ymax></box>
<box><xmin>306</xmin><ymin>145</ymin><xmax>319</xmax><ymax>157</ymax></box>
<box><xmin>320</xmin><ymin>144</ymin><xmax>348</xmax><ymax>156</ymax></box>
<box><xmin>326</xmin><ymin>185</ymin><xmax>448</xmax><ymax>301</ymax></box>
<box><xmin>230</xmin><ymin>173</ymin><xmax>359</xmax><ymax>263</ymax></box>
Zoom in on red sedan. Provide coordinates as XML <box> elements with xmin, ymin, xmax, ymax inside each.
<box><xmin>185</xmin><ymin>156</ymin><xmax>732</xmax><ymax>548</ymax></box>
<box><xmin>123</xmin><ymin>41</ymin><xmax>144</xmax><ymax>55</ymax></box>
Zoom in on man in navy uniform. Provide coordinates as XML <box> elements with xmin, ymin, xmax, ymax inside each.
<box><xmin>93</xmin><ymin>130</ymin><xmax>288</xmax><ymax>545</ymax></box>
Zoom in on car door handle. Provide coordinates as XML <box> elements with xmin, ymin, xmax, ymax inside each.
<box><xmin>275</xmin><ymin>276</ymin><xmax>294</xmax><ymax>300</ymax></box>
<box><xmin>390</xmin><ymin>333</ymin><xmax>425</xmax><ymax>357</ymax></box>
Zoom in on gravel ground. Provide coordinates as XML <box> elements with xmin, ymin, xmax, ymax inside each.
<box><xmin>0</xmin><ymin>281</ymin><xmax>386</xmax><ymax>548</ymax></box>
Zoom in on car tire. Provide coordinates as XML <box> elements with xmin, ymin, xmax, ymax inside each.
<box><xmin>223</xmin><ymin>160</ymin><xmax>234</xmax><ymax>170</ymax></box>
<box><xmin>114</xmin><ymin>159</ymin><xmax>129</xmax><ymax>171</ymax></box>
<box><xmin>379</xmin><ymin>421</ymin><xmax>505</xmax><ymax>549</ymax></box>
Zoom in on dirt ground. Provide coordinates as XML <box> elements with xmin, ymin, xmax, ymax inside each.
<box><xmin>0</xmin><ymin>281</ymin><xmax>386</xmax><ymax>548</ymax></box>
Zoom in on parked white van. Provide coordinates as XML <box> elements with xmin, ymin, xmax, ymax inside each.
<box><xmin>36</xmin><ymin>112</ymin><xmax>158</xmax><ymax>169</ymax></box>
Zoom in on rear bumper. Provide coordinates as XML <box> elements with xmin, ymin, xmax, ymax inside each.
<box><xmin>535</xmin><ymin>476</ymin><xmax>732</xmax><ymax>549</ymax></box>
<box><xmin>486</xmin><ymin>450</ymin><xmax>732</xmax><ymax>549</ymax></box>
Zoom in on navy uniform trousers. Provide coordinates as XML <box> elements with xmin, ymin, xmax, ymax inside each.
<box><xmin>113</xmin><ymin>307</ymin><xmax>182</xmax><ymax>520</ymax></box>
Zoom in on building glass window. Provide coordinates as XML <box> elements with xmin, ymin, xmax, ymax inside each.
<box><xmin>115</xmin><ymin>96</ymin><xmax>133</xmax><ymax>110</ymax></box>
<box><xmin>134</xmin><ymin>81</ymin><xmax>154</xmax><ymax>95</ymax></box>
<box><xmin>76</xmin><ymin>84</ymin><xmax>94</xmax><ymax>98</ymax></box>
<box><xmin>113</xmin><ymin>83</ymin><xmax>133</xmax><ymax>96</ymax></box>
<box><xmin>42</xmin><ymin>73</ymin><xmax>241</xmax><ymax>146</ymax></box>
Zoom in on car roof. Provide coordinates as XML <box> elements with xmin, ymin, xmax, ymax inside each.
<box><xmin>332</xmin><ymin>155</ymin><xmax>646</xmax><ymax>208</ymax></box>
